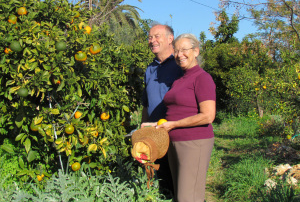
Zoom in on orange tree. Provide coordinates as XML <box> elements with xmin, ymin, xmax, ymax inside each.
<box><xmin>202</xmin><ymin>35</ymin><xmax>299</xmax><ymax>136</ymax></box>
<box><xmin>0</xmin><ymin>0</ymin><xmax>152</xmax><ymax>180</ymax></box>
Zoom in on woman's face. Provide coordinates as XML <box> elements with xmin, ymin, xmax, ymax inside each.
<box><xmin>174</xmin><ymin>38</ymin><xmax>199</xmax><ymax>70</ymax></box>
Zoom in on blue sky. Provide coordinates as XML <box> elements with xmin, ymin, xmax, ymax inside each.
<box><xmin>122</xmin><ymin>0</ymin><xmax>258</xmax><ymax>41</ymax></box>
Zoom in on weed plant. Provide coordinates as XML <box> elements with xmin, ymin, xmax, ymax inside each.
<box><xmin>223</xmin><ymin>155</ymin><xmax>271</xmax><ymax>201</ymax></box>
<box><xmin>258</xmin><ymin>179</ymin><xmax>300</xmax><ymax>202</ymax></box>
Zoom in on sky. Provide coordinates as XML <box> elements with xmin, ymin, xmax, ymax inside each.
<box><xmin>122</xmin><ymin>0</ymin><xmax>258</xmax><ymax>41</ymax></box>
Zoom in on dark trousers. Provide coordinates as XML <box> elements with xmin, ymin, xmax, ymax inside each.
<box><xmin>155</xmin><ymin>153</ymin><xmax>174</xmax><ymax>196</ymax></box>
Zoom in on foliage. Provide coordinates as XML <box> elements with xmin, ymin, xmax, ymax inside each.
<box><xmin>222</xmin><ymin>155</ymin><xmax>271</xmax><ymax>201</ymax></box>
<box><xmin>76</xmin><ymin>0</ymin><xmax>146</xmax><ymax>45</ymax></box>
<box><xmin>209</xmin><ymin>9</ymin><xmax>239</xmax><ymax>44</ymax></box>
<box><xmin>0</xmin><ymin>161</ymin><xmax>169</xmax><ymax>202</ymax></box>
<box><xmin>0</xmin><ymin>0</ymin><xmax>152</xmax><ymax>181</ymax></box>
<box><xmin>259</xmin><ymin>179</ymin><xmax>300</xmax><ymax>202</ymax></box>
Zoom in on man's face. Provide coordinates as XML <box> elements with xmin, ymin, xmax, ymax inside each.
<box><xmin>148</xmin><ymin>25</ymin><xmax>172</xmax><ymax>55</ymax></box>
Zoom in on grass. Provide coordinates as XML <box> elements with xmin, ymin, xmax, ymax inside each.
<box><xmin>205</xmin><ymin>114</ymin><xmax>300</xmax><ymax>202</ymax></box>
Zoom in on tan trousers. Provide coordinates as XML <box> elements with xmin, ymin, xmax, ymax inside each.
<box><xmin>168</xmin><ymin>138</ymin><xmax>214</xmax><ymax>202</ymax></box>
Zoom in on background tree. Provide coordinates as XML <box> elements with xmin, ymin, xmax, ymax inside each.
<box><xmin>76</xmin><ymin>0</ymin><xmax>145</xmax><ymax>45</ymax></box>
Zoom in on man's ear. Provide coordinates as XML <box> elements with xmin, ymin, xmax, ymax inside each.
<box><xmin>168</xmin><ymin>35</ymin><xmax>174</xmax><ymax>45</ymax></box>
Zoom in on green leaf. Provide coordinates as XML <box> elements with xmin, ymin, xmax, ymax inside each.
<box><xmin>15</xmin><ymin>119</ymin><xmax>23</xmax><ymax>128</ymax></box>
<box><xmin>51</xmin><ymin>109</ymin><xmax>60</xmax><ymax>115</ymax></box>
<box><xmin>24</xmin><ymin>138</ymin><xmax>31</xmax><ymax>154</ymax></box>
<box><xmin>57</xmin><ymin>80</ymin><xmax>65</xmax><ymax>91</ymax></box>
<box><xmin>17</xmin><ymin>170</ymin><xmax>29</xmax><ymax>176</ymax></box>
<box><xmin>77</xmin><ymin>84</ymin><xmax>82</xmax><ymax>97</ymax></box>
<box><xmin>15</xmin><ymin>133</ymin><xmax>25</xmax><ymax>141</ymax></box>
<box><xmin>122</xmin><ymin>105</ymin><xmax>129</xmax><ymax>112</ymax></box>
<box><xmin>19</xmin><ymin>156</ymin><xmax>25</xmax><ymax>169</ymax></box>
<box><xmin>6</xmin><ymin>80</ymin><xmax>15</xmax><ymax>86</ymax></box>
<box><xmin>27</xmin><ymin>150</ymin><xmax>37</xmax><ymax>162</ymax></box>
<box><xmin>89</xmin><ymin>162</ymin><xmax>98</xmax><ymax>168</ymax></box>
<box><xmin>1</xmin><ymin>144</ymin><xmax>14</xmax><ymax>154</ymax></box>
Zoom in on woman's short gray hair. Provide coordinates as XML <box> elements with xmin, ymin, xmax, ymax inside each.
<box><xmin>173</xmin><ymin>33</ymin><xmax>200</xmax><ymax>48</ymax></box>
<box><xmin>173</xmin><ymin>33</ymin><xmax>203</xmax><ymax>66</ymax></box>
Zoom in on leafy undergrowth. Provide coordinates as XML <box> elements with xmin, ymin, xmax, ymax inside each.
<box><xmin>0</xmin><ymin>158</ymin><xmax>171</xmax><ymax>202</ymax></box>
<box><xmin>206</xmin><ymin>115</ymin><xmax>300</xmax><ymax>202</ymax></box>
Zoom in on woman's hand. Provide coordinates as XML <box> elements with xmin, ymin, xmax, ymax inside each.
<box><xmin>156</xmin><ymin>121</ymin><xmax>176</xmax><ymax>132</ymax></box>
<box><xmin>141</xmin><ymin>122</ymin><xmax>157</xmax><ymax>128</ymax></box>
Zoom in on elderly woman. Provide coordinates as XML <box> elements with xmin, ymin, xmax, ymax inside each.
<box><xmin>155</xmin><ymin>33</ymin><xmax>216</xmax><ymax>202</ymax></box>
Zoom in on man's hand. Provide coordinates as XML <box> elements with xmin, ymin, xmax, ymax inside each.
<box><xmin>141</xmin><ymin>122</ymin><xmax>157</xmax><ymax>128</ymax></box>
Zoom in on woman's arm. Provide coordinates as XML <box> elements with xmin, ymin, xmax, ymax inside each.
<box><xmin>156</xmin><ymin>100</ymin><xmax>216</xmax><ymax>132</ymax></box>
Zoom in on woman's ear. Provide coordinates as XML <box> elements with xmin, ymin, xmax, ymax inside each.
<box><xmin>194</xmin><ymin>47</ymin><xmax>200</xmax><ymax>57</ymax></box>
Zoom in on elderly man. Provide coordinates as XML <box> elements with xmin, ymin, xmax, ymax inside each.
<box><xmin>141</xmin><ymin>24</ymin><xmax>183</xmax><ymax>196</ymax></box>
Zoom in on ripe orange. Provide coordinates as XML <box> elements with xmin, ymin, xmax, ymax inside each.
<box><xmin>89</xmin><ymin>44</ymin><xmax>102</xmax><ymax>55</ymax></box>
<box><xmin>71</xmin><ymin>162</ymin><xmax>81</xmax><ymax>171</ymax></box>
<box><xmin>84</xmin><ymin>26</ymin><xmax>92</xmax><ymax>34</ymax></box>
<box><xmin>75</xmin><ymin>51</ymin><xmax>87</xmax><ymax>62</ymax></box>
<box><xmin>287</xmin><ymin>135</ymin><xmax>292</xmax><ymax>140</ymax></box>
<box><xmin>74</xmin><ymin>111</ymin><xmax>82</xmax><ymax>119</ymax></box>
<box><xmin>56</xmin><ymin>80</ymin><xmax>61</xmax><ymax>84</ymax></box>
<box><xmin>37</xmin><ymin>175</ymin><xmax>43</xmax><ymax>181</ymax></box>
<box><xmin>91</xmin><ymin>131</ymin><xmax>98</xmax><ymax>137</ymax></box>
<box><xmin>100</xmin><ymin>112</ymin><xmax>110</xmax><ymax>120</ymax></box>
<box><xmin>4</xmin><ymin>47</ymin><xmax>12</xmax><ymax>54</ymax></box>
<box><xmin>8</xmin><ymin>15</ymin><xmax>17</xmax><ymax>24</ymax></box>
<box><xmin>17</xmin><ymin>7</ymin><xmax>27</xmax><ymax>16</ymax></box>
<box><xmin>157</xmin><ymin>119</ymin><xmax>167</xmax><ymax>125</ymax></box>
<box><xmin>65</xmin><ymin>124</ymin><xmax>75</xmax><ymax>134</ymax></box>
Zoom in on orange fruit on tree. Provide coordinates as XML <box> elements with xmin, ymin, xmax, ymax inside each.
<box><xmin>4</xmin><ymin>47</ymin><xmax>12</xmax><ymax>54</ymax></box>
<box><xmin>100</xmin><ymin>112</ymin><xmax>110</xmax><ymax>120</ymax></box>
<box><xmin>84</xmin><ymin>26</ymin><xmax>92</xmax><ymax>34</ymax></box>
<box><xmin>74</xmin><ymin>111</ymin><xmax>82</xmax><ymax>119</ymax></box>
<box><xmin>65</xmin><ymin>124</ymin><xmax>75</xmax><ymax>134</ymax></box>
<box><xmin>157</xmin><ymin>119</ymin><xmax>167</xmax><ymax>125</ymax></box>
<box><xmin>71</xmin><ymin>162</ymin><xmax>81</xmax><ymax>171</ymax></box>
<box><xmin>91</xmin><ymin>131</ymin><xmax>98</xmax><ymax>137</ymax></box>
<box><xmin>55</xmin><ymin>41</ymin><xmax>67</xmax><ymax>51</ymax></box>
<box><xmin>89</xmin><ymin>44</ymin><xmax>102</xmax><ymax>55</ymax></box>
<box><xmin>10</xmin><ymin>41</ymin><xmax>22</xmax><ymax>52</ymax></box>
<box><xmin>78</xmin><ymin>22</ymin><xmax>85</xmax><ymax>30</ymax></box>
<box><xmin>17</xmin><ymin>87</ymin><xmax>28</xmax><ymax>97</ymax></box>
<box><xmin>37</xmin><ymin>175</ymin><xmax>43</xmax><ymax>182</ymax></box>
<box><xmin>75</xmin><ymin>51</ymin><xmax>87</xmax><ymax>62</ymax></box>
<box><xmin>8</xmin><ymin>15</ymin><xmax>17</xmax><ymax>24</ymax></box>
<box><xmin>17</xmin><ymin>7</ymin><xmax>27</xmax><ymax>15</ymax></box>
<box><xmin>56</xmin><ymin>80</ymin><xmax>61</xmax><ymax>84</ymax></box>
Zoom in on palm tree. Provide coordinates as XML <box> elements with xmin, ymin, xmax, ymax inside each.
<box><xmin>78</xmin><ymin>0</ymin><xmax>144</xmax><ymax>44</ymax></box>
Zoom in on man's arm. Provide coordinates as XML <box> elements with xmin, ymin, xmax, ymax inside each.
<box><xmin>141</xmin><ymin>107</ymin><xmax>149</xmax><ymax>123</ymax></box>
